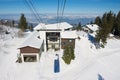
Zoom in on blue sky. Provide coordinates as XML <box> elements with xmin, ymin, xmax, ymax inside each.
<box><xmin>0</xmin><ymin>0</ymin><xmax>120</xmax><ymax>15</ymax></box>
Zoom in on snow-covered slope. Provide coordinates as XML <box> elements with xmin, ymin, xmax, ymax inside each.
<box><xmin>0</xmin><ymin>31</ymin><xmax>120</xmax><ymax>80</ymax></box>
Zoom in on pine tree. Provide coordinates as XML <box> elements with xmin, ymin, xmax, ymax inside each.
<box><xmin>111</xmin><ymin>14</ymin><xmax>116</xmax><ymax>34</ymax></box>
<box><xmin>62</xmin><ymin>46</ymin><xmax>71</xmax><ymax>64</ymax></box>
<box><xmin>70</xmin><ymin>46</ymin><xmax>75</xmax><ymax>60</ymax></box>
<box><xmin>114</xmin><ymin>11</ymin><xmax>120</xmax><ymax>36</ymax></box>
<box><xmin>101</xmin><ymin>13</ymin><xmax>108</xmax><ymax>44</ymax></box>
<box><xmin>95</xmin><ymin>13</ymin><xmax>107</xmax><ymax>44</ymax></box>
<box><xmin>94</xmin><ymin>16</ymin><xmax>101</xmax><ymax>27</ymax></box>
<box><xmin>76</xmin><ymin>22</ymin><xmax>82</xmax><ymax>31</ymax></box>
<box><xmin>19</xmin><ymin>14</ymin><xmax>27</xmax><ymax>31</ymax></box>
<box><xmin>95</xmin><ymin>11</ymin><xmax>115</xmax><ymax>46</ymax></box>
<box><xmin>62</xmin><ymin>46</ymin><xmax>75</xmax><ymax>64</ymax></box>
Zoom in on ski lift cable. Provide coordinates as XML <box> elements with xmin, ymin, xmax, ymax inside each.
<box><xmin>24</xmin><ymin>0</ymin><xmax>40</xmax><ymax>23</ymax></box>
<box><xmin>61</xmin><ymin>0</ymin><xmax>66</xmax><ymax>21</ymax></box>
<box><xmin>58</xmin><ymin>0</ymin><xmax>67</xmax><ymax>29</ymax></box>
<box><xmin>29</xmin><ymin>0</ymin><xmax>44</xmax><ymax>23</ymax></box>
<box><xmin>58</xmin><ymin>0</ymin><xmax>63</xmax><ymax>29</ymax></box>
<box><xmin>24</xmin><ymin>0</ymin><xmax>45</xmax><ymax>29</ymax></box>
<box><xmin>30</xmin><ymin>0</ymin><xmax>47</xmax><ymax>29</ymax></box>
<box><xmin>57</xmin><ymin>0</ymin><xmax>60</xmax><ymax>29</ymax></box>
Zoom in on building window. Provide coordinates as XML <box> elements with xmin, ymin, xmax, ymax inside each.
<box><xmin>49</xmin><ymin>37</ymin><xmax>57</xmax><ymax>41</ymax></box>
<box><xmin>62</xmin><ymin>42</ymin><xmax>66</xmax><ymax>45</ymax></box>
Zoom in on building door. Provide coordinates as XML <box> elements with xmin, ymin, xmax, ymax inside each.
<box><xmin>46</xmin><ymin>32</ymin><xmax>60</xmax><ymax>51</ymax></box>
<box><xmin>23</xmin><ymin>55</ymin><xmax>37</xmax><ymax>62</ymax></box>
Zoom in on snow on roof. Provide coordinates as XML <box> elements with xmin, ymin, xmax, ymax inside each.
<box><xmin>109</xmin><ymin>33</ymin><xmax>114</xmax><ymax>37</ymax></box>
<box><xmin>34</xmin><ymin>22</ymin><xmax>73</xmax><ymax>31</ymax></box>
<box><xmin>86</xmin><ymin>24</ymin><xmax>99</xmax><ymax>32</ymax></box>
<box><xmin>61</xmin><ymin>31</ymin><xmax>77</xmax><ymax>39</ymax></box>
<box><xmin>34</xmin><ymin>23</ymin><xmax>45</xmax><ymax>30</ymax></box>
<box><xmin>19</xmin><ymin>31</ymin><xmax>43</xmax><ymax>49</ymax></box>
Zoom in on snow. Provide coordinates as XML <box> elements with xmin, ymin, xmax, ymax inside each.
<box><xmin>109</xmin><ymin>33</ymin><xmax>114</xmax><ymax>37</ymax></box>
<box><xmin>34</xmin><ymin>22</ymin><xmax>73</xmax><ymax>31</ymax></box>
<box><xmin>86</xmin><ymin>24</ymin><xmax>99</xmax><ymax>32</ymax></box>
<box><xmin>0</xmin><ymin>28</ymin><xmax>120</xmax><ymax>80</ymax></box>
<box><xmin>61</xmin><ymin>31</ymin><xmax>77</xmax><ymax>38</ymax></box>
<box><xmin>19</xmin><ymin>31</ymin><xmax>43</xmax><ymax>49</ymax></box>
<box><xmin>33</xmin><ymin>23</ymin><xmax>45</xmax><ymax>30</ymax></box>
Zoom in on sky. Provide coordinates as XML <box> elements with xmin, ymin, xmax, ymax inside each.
<box><xmin>0</xmin><ymin>0</ymin><xmax>120</xmax><ymax>15</ymax></box>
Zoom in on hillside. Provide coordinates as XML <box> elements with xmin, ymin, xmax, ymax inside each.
<box><xmin>0</xmin><ymin>28</ymin><xmax>120</xmax><ymax>80</ymax></box>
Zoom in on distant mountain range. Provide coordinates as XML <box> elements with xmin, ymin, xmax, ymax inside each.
<box><xmin>0</xmin><ymin>13</ymin><xmax>97</xmax><ymax>26</ymax></box>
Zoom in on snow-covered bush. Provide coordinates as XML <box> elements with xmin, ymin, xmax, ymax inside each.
<box><xmin>77</xmin><ymin>36</ymin><xmax>81</xmax><ymax>40</ymax></box>
<box><xmin>16</xmin><ymin>54</ymin><xmax>22</xmax><ymax>63</ymax></box>
<box><xmin>17</xmin><ymin>30</ymin><xmax>24</xmax><ymax>38</ymax></box>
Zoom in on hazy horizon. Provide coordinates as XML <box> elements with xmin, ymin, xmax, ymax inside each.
<box><xmin>0</xmin><ymin>13</ymin><xmax>96</xmax><ymax>25</ymax></box>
